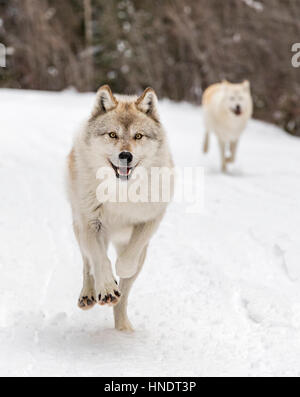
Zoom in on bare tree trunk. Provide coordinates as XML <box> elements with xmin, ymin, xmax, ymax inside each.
<box><xmin>83</xmin><ymin>0</ymin><xmax>94</xmax><ymax>90</ymax></box>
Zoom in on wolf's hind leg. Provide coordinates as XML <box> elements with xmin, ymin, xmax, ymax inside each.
<box><xmin>228</xmin><ymin>140</ymin><xmax>239</xmax><ymax>163</ymax></box>
<box><xmin>218</xmin><ymin>139</ymin><xmax>227</xmax><ymax>172</ymax></box>
<box><xmin>203</xmin><ymin>131</ymin><xmax>210</xmax><ymax>154</ymax></box>
<box><xmin>114</xmin><ymin>245</ymin><xmax>148</xmax><ymax>332</ymax></box>
<box><xmin>116</xmin><ymin>217</ymin><xmax>162</xmax><ymax>279</ymax></box>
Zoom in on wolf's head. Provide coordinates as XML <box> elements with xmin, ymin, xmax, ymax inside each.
<box><xmin>222</xmin><ymin>80</ymin><xmax>253</xmax><ymax>118</ymax></box>
<box><xmin>85</xmin><ymin>85</ymin><xmax>166</xmax><ymax>180</ymax></box>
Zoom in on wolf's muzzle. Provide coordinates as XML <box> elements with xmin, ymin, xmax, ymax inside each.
<box><xmin>234</xmin><ymin>105</ymin><xmax>242</xmax><ymax>116</ymax></box>
<box><xmin>110</xmin><ymin>151</ymin><xmax>135</xmax><ymax>180</ymax></box>
<box><xmin>119</xmin><ymin>151</ymin><xmax>133</xmax><ymax>164</ymax></box>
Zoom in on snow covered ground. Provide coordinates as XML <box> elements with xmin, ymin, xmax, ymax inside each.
<box><xmin>0</xmin><ymin>89</ymin><xmax>300</xmax><ymax>377</ymax></box>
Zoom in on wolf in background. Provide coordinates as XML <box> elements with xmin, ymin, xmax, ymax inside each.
<box><xmin>202</xmin><ymin>80</ymin><xmax>253</xmax><ymax>172</ymax></box>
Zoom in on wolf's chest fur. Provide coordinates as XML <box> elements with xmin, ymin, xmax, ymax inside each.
<box><xmin>103</xmin><ymin>201</ymin><xmax>165</xmax><ymax>226</ymax></box>
<box><xmin>213</xmin><ymin>112</ymin><xmax>248</xmax><ymax>141</ymax></box>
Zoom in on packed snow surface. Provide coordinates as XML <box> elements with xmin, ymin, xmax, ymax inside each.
<box><xmin>0</xmin><ymin>89</ymin><xmax>300</xmax><ymax>377</ymax></box>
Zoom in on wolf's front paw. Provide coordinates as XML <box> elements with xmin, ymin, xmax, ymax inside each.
<box><xmin>116</xmin><ymin>256</ymin><xmax>138</xmax><ymax>279</ymax></box>
<box><xmin>78</xmin><ymin>292</ymin><xmax>96</xmax><ymax>311</ymax></box>
<box><xmin>96</xmin><ymin>280</ymin><xmax>121</xmax><ymax>307</ymax></box>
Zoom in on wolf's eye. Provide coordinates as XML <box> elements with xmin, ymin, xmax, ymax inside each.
<box><xmin>109</xmin><ymin>132</ymin><xmax>117</xmax><ymax>139</ymax></box>
<box><xmin>135</xmin><ymin>133</ymin><xmax>143</xmax><ymax>140</ymax></box>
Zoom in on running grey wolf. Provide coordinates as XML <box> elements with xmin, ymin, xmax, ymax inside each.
<box><xmin>67</xmin><ymin>85</ymin><xmax>174</xmax><ymax>331</ymax></box>
<box><xmin>202</xmin><ymin>80</ymin><xmax>253</xmax><ymax>172</ymax></box>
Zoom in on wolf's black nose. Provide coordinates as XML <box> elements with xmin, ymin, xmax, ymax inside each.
<box><xmin>119</xmin><ymin>151</ymin><xmax>133</xmax><ymax>163</ymax></box>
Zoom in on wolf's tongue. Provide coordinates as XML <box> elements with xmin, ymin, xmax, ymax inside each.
<box><xmin>119</xmin><ymin>166</ymin><xmax>129</xmax><ymax>176</ymax></box>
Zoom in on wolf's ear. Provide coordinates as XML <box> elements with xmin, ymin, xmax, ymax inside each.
<box><xmin>92</xmin><ymin>85</ymin><xmax>118</xmax><ymax>117</ymax></box>
<box><xmin>136</xmin><ymin>88</ymin><xmax>159</xmax><ymax>122</ymax></box>
<box><xmin>243</xmin><ymin>80</ymin><xmax>250</xmax><ymax>90</ymax></box>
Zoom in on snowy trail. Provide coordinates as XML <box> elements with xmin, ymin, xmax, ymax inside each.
<box><xmin>0</xmin><ymin>89</ymin><xmax>300</xmax><ymax>376</ymax></box>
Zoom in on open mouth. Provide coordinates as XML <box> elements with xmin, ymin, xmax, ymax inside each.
<box><xmin>233</xmin><ymin>107</ymin><xmax>242</xmax><ymax>116</ymax></box>
<box><xmin>110</xmin><ymin>162</ymin><xmax>134</xmax><ymax>180</ymax></box>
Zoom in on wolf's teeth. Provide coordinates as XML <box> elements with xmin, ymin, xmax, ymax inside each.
<box><xmin>117</xmin><ymin>167</ymin><xmax>132</xmax><ymax>177</ymax></box>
